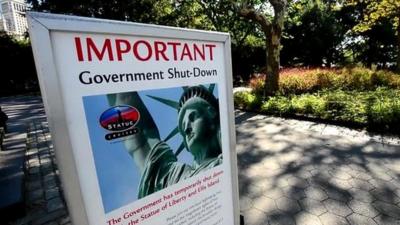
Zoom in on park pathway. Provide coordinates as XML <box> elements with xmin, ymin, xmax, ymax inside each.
<box><xmin>2</xmin><ymin>95</ymin><xmax>400</xmax><ymax>225</ymax></box>
<box><xmin>0</xmin><ymin>95</ymin><xmax>46</xmax><ymax>221</ymax></box>
<box><xmin>236</xmin><ymin>111</ymin><xmax>400</xmax><ymax>225</ymax></box>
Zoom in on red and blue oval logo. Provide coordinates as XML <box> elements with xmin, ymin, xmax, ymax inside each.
<box><xmin>99</xmin><ymin>105</ymin><xmax>140</xmax><ymax>132</ymax></box>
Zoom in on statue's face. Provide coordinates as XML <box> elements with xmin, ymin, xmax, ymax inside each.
<box><xmin>182</xmin><ymin>107</ymin><xmax>208</xmax><ymax>151</ymax></box>
<box><xmin>179</xmin><ymin>97</ymin><xmax>217</xmax><ymax>156</ymax></box>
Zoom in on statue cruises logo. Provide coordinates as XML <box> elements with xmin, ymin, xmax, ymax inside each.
<box><xmin>99</xmin><ymin>105</ymin><xmax>140</xmax><ymax>140</ymax></box>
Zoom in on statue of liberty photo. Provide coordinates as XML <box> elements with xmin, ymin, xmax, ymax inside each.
<box><xmin>107</xmin><ymin>85</ymin><xmax>222</xmax><ymax>198</ymax></box>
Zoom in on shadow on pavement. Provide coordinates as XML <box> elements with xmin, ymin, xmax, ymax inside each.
<box><xmin>0</xmin><ymin>95</ymin><xmax>46</xmax><ymax>222</ymax></box>
<box><xmin>236</xmin><ymin>111</ymin><xmax>400</xmax><ymax>225</ymax></box>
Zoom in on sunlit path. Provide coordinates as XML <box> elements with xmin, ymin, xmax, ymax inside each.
<box><xmin>0</xmin><ymin>95</ymin><xmax>46</xmax><ymax>221</ymax></box>
<box><xmin>236</xmin><ymin>111</ymin><xmax>400</xmax><ymax>225</ymax></box>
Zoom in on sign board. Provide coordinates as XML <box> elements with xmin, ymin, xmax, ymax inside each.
<box><xmin>27</xmin><ymin>12</ymin><xmax>239</xmax><ymax>225</ymax></box>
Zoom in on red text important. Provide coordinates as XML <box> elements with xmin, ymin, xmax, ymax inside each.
<box><xmin>74</xmin><ymin>37</ymin><xmax>217</xmax><ymax>62</ymax></box>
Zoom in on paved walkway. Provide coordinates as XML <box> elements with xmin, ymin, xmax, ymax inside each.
<box><xmin>3</xmin><ymin>95</ymin><xmax>400</xmax><ymax>225</ymax></box>
<box><xmin>0</xmin><ymin>95</ymin><xmax>46</xmax><ymax>221</ymax></box>
<box><xmin>15</xmin><ymin>122</ymin><xmax>70</xmax><ymax>225</ymax></box>
<box><xmin>236</xmin><ymin>112</ymin><xmax>400</xmax><ymax>225</ymax></box>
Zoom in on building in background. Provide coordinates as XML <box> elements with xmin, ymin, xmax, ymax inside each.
<box><xmin>0</xmin><ymin>0</ymin><xmax>27</xmax><ymax>38</ymax></box>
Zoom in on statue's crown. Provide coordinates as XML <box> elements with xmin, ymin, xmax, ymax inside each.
<box><xmin>178</xmin><ymin>86</ymin><xmax>219</xmax><ymax>112</ymax></box>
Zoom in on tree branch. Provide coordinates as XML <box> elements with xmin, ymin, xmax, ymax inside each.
<box><xmin>269</xmin><ymin>0</ymin><xmax>288</xmax><ymax>26</ymax></box>
<box><xmin>196</xmin><ymin>0</ymin><xmax>220</xmax><ymax>30</ymax></box>
<box><xmin>239</xmin><ymin>7</ymin><xmax>271</xmax><ymax>34</ymax></box>
<box><xmin>269</xmin><ymin>0</ymin><xmax>287</xmax><ymax>14</ymax></box>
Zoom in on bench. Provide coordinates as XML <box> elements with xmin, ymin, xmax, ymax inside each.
<box><xmin>0</xmin><ymin>127</ymin><xmax>4</xmax><ymax>151</ymax></box>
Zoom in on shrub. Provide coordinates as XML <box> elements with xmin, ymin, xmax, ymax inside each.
<box><xmin>291</xmin><ymin>94</ymin><xmax>325</xmax><ymax>116</ymax></box>
<box><xmin>234</xmin><ymin>91</ymin><xmax>262</xmax><ymax>110</ymax></box>
<box><xmin>260</xmin><ymin>96</ymin><xmax>292</xmax><ymax>115</ymax></box>
<box><xmin>366</xmin><ymin>88</ymin><xmax>400</xmax><ymax>131</ymax></box>
<box><xmin>247</xmin><ymin>67</ymin><xmax>400</xmax><ymax>95</ymax></box>
<box><xmin>234</xmin><ymin>91</ymin><xmax>254</xmax><ymax>108</ymax></box>
<box><xmin>321</xmin><ymin>90</ymin><xmax>368</xmax><ymax>124</ymax></box>
<box><xmin>248</xmin><ymin>74</ymin><xmax>265</xmax><ymax>95</ymax></box>
<box><xmin>373</xmin><ymin>70</ymin><xmax>400</xmax><ymax>88</ymax></box>
<box><xmin>340</xmin><ymin>67</ymin><xmax>372</xmax><ymax>90</ymax></box>
<box><xmin>241</xmin><ymin>67</ymin><xmax>400</xmax><ymax>133</ymax></box>
<box><xmin>279</xmin><ymin>68</ymin><xmax>338</xmax><ymax>95</ymax></box>
<box><xmin>236</xmin><ymin>88</ymin><xmax>400</xmax><ymax>133</ymax></box>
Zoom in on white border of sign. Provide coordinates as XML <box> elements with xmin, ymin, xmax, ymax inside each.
<box><xmin>27</xmin><ymin>12</ymin><xmax>239</xmax><ymax>225</ymax></box>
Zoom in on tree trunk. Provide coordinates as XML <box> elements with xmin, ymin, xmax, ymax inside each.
<box><xmin>238</xmin><ymin>0</ymin><xmax>287</xmax><ymax>96</ymax></box>
<box><xmin>397</xmin><ymin>22</ymin><xmax>400</xmax><ymax>72</ymax></box>
<box><xmin>264</xmin><ymin>27</ymin><xmax>281</xmax><ymax>96</ymax></box>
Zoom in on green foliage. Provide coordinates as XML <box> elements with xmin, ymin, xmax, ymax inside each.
<box><xmin>0</xmin><ymin>32</ymin><xmax>38</xmax><ymax>96</ymax></box>
<box><xmin>28</xmin><ymin>0</ymin><xmax>264</xmax><ymax>81</ymax></box>
<box><xmin>260</xmin><ymin>96</ymin><xmax>292</xmax><ymax>115</ymax></box>
<box><xmin>321</xmin><ymin>90</ymin><xmax>368</xmax><ymax>123</ymax></box>
<box><xmin>233</xmin><ymin>91</ymin><xmax>262</xmax><ymax>110</ymax></box>
<box><xmin>348</xmin><ymin>0</ymin><xmax>400</xmax><ymax>32</ymax></box>
<box><xmin>346</xmin><ymin>0</ymin><xmax>400</xmax><ymax>70</ymax></box>
<box><xmin>25</xmin><ymin>0</ymin><xmax>400</xmax><ymax>77</ymax></box>
<box><xmin>236</xmin><ymin>88</ymin><xmax>400</xmax><ymax>132</ymax></box>
<box><xmin>240</xmin><ymin>67</ymin><xmax>400</xmax><ymax>133</ymax></box>
<box><xmin>291</xmin><ymin>94</ymin><xmax>325</xmax><ymax>116</ymax></box>
<box><xmin>282</xmin><ymin>0</ymin><xmax>349</xmax><ymax>66</ymax></box>
<box><xmin>28</xmin><ymin>0</ymin><xmax>177</xmax><ymax>25</ymax></box>
<box><xmin>365</xmin><ymin>88</ymin><xmax>400</xmax><ymax>130</ymax></box>
<box><xmin>348</xmin><ymin>19</ymin><xmax>398</xmax><ymax>70</ymax></box>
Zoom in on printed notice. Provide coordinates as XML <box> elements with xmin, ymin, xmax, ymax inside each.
<box><xmin>28</xmin><ymin>13</ymin><xmax>238</xmax><ymax>225</ymax></box>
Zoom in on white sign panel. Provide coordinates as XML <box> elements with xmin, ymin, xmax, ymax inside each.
<box><xmin>28</xmin><ymin>13</ymin><xmax>239</xmax><ymax>225</ymax></box>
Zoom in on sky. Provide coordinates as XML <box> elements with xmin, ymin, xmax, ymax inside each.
<box><xmin>83</xmin><ymin>84</ymin><xmax>218</xmax><ymax>213</ymax></box>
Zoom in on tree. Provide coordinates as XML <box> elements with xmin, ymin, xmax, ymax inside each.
<box><xmin>0</xmin><ymin>32</ymin><xmax>38</xmax><ymax>96</ymax></box>
<box><xmin>350</xmin><ymin>21</ymin><xmax>397</xmax><ymax>69</ymax></box>
<box><xmin>29</xmin><ymin>0</ymin><xmax>265</xmax><ymax>83</ymax></box>
<box><xmin>28</xmin><ymin>0</ymin><xmax>177</xmax><ymax>25</ymax></box>
<box><xmin>233</xmin><ymin>0</ymin><xmax>289</xmax><ymax>96</ymax></box>
<box><xmin>348</xmin><ymin>0</ymin><xmax>400</xmax><ymax>71</ymax></box>
<box><xmin>282</xmin><ymin>0</ymin><xmax>349</xmax><ymax>67</ymax></box>
<box><xmin>181</xmin><ymin>1</ymin><xmax>265</xmax><ymax>82</ymax></box>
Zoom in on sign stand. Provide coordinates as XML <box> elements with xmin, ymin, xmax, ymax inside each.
<box><xmin>28</xmin><ymin>12</ymin><xmax>240</xmax><ymax>225</ymax></box>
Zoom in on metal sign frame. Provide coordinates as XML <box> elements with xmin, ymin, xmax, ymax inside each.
<box><xmin>27</xmin><ymin>12</ymin><xmax>239</xmax><ymax>225</ymax></box>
